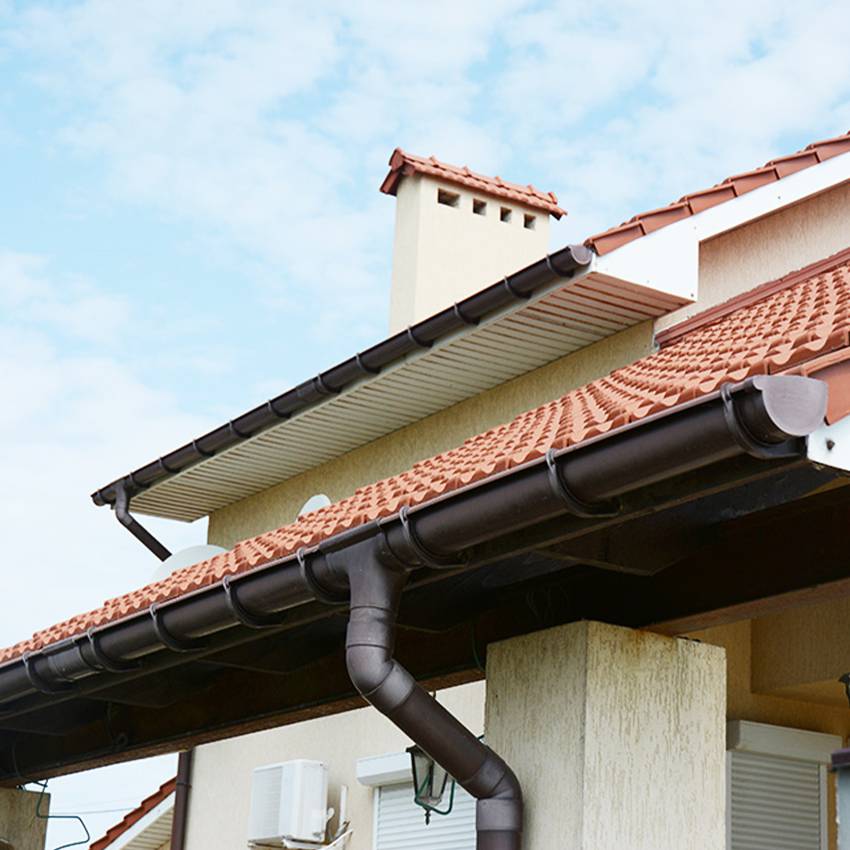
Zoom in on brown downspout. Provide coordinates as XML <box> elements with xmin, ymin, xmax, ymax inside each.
<box><xmin>170</xmin><ymin>749</ymin><xmax>193</xmax><ymax>850</ymax></box>
<box><xmin>342</xmin><ymin>541</ymin><xmax>521</xmax><ymax>849</ymax></box>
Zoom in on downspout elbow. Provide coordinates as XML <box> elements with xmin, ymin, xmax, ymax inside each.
<box><xmin>343</xmin><ymin>538</ymin><xmax>523</xmax><ymax>850</ymax></box>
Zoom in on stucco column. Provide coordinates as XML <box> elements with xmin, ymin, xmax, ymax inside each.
<box><xmin>485</xmin><ymin>620</ymin><xmax>726</xmax><ymax>850</ymax></box>
<box><xmin>0</xmin><ymin>787</ymin><xmax>49</xmax><ymax>850</ymax></box>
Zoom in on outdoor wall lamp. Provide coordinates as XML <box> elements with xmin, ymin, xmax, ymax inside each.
<box><xmin>406</xmin><ymin>744</ymin><xmax>455</xmax><ymax>824</ymax></box>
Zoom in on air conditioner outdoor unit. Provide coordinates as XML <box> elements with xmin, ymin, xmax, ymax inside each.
<box><xmin>248</xmin><ymin>760</ymin><xmax>330</xmax><ymax>848</ymax></box>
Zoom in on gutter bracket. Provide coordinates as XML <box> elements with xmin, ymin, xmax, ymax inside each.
<box><xmin>113</xmin><ymin>483</ymin><xmax>173</xmax><ymax>562</ymax></box>
<box><xmin>545</xmin><ymin>450</ymin><xmax>621</xmax><ymax>518</ymax></box>
<box><xmin>150</xmin><ymin>604</ymin><xmax>208</xmax><ymax>653</ymax></box>
<box><xmin>222</xmin><ymin>576</ymin><xmax>289</xmax><ymax>629</ymax></box>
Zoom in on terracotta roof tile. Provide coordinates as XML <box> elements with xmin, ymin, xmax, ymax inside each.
<box><xmin>380</xmin><ymin>148</ymin><xmax>566</xmax><ymax>218</ymax></box>
<box><xmin>90</xmin><ymin>776</ymin><xmax>176</xmax><ymax>850</ymax></box>
<box><xmin>586</xmin><ymin>130</ymin><xmax>850</xmax><ymax>255</ymax></box>
<box><xmin>3</xmin><ymin>250</ymin><xmax>850</xmax><ymax>666</ymax></box>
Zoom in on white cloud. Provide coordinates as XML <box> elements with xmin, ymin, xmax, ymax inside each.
<box><xmin>0</xmin><ymin>249</ymin><xmax>211</xmax><ymax>643</ymax></box>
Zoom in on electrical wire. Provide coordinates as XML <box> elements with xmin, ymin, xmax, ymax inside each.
<box><xmin>11</xmin><ymin>740</ymin><xmax>90</xmax><ymax>850</ymax></box>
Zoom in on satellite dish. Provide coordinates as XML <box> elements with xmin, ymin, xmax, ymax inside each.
<box><xmin>153</xmin><ymin>544</ymin><xmax>227</xmax><ymax>582</ymax></box>
<box><xmin>298</xmin><ymin>494</ymin><xmax>331</xmax><ymax>517</ymax></box>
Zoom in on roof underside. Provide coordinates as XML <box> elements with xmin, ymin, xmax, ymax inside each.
<box><xmin>131</xmin><ymin>271</ymin><xmax>685</xmax><ymax>521</ymax></box>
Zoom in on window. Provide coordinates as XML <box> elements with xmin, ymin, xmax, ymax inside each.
<box><xmin>437</xmin><ymin>189</ymin><xmax>460</xmax><ymax>208</ymax></box>
<box><xmin>726</xmin><ymin>721</ymin><xmax>840</xmax><ymax>850</ymax></box>
<box><xmin>499</xmin><ymin>206</ymin><xmax>512</xmax><ymax>223</ymax></box>
<box><xmin>374</xmin><ymin>782</ymin><xmax>475</xmax><ymax>850</ymax></box>
<box><xmin>472</xmin><ymin>199</ymin><xmax>487</xmax><ymax>216</ymax></box>
<box><xmin>523</xmin><ymin>213</ymin><xmax>536</xmax><ymax>230</ymax></box>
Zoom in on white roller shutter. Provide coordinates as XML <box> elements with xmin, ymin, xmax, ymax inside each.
<box><xmin>728</xmin><ymin>750</ymin><xmax>826</xmax><ymax>850</ymax></box>
<box><xmin>374</xmin><ymin>782</ymin><xmax>476</xmax><ymax>850</ymax></box>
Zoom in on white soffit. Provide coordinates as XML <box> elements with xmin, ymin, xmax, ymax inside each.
<box><xmin>109</xmin><ymin>796</ymin><xmax>174</xmax><ymax>850</ymax></box>
<box><xmin>132</xmin><ymin>151</ymin><xmax>850</xmax><ymax>523</ymax></box>
<box><xmin>133</xmin><ymin>267</ymin><xmax>687</xmax><ymax>522</ymax></box>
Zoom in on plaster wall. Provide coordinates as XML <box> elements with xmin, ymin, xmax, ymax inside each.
<box><xmin>0</xmin><ymin>788</ymin><xmax>48</xmax><ymax>850</ymax></box>
<box><xmin>485</xmin><ymin>621</ymin><xmax>726</xmax><ymax>850</ymax></box>
<box><xmin>689</xmin><ymin>615</ymin><xmax>850</xmax><ymax>850</ymax></box>
<box><xmin>208</xmin><ymin>321</ymin><xmax>652</xmax><ymax>547</ymax></box>
<box><xmin>689</xmin><ymin>618</ymin><xmax>850</xmax><ymax>739</ymax></box>
<box><xmin>749</xmin><ymin>596</ymin><xmax>850</xmax><ymax>706</ymax></box>
<box><xmin>388</xmin><ymin>175</ymin><xmax>551</xmax><ymax>333</ymax></box>
<box><xmin>182</xmin><ymin>681</ymin><xmax>484</xmax><ymax>850</ymax></box>
<box><xmin>657</xmin><ymin>180</ymin><xmax>850</xmax><ymax>332</ymax></box>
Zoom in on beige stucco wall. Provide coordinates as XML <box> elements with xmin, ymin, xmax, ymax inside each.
<box><xmin>485</xmin><ymin>621</ymin><xmax>727</xmax><ymax>850</ymax></box>
<box><xmin>208</xmin><ymin>321</ymin><xmax>653</xmax><ymax>547</ymax></box>
<box><xmin>0</xmin><ymin>788</ymin><xmax>48</xmax><ymax>850</ymax></box>
<box><xmin>182</xmin><ymin>681</ymin><xmax>484</xmax><ymax>850</ymax></box>
<box><xmin>657</xmin><ymin>180</ymin><xmax>850</xmax><ymax>331</ymax></box>
<box><xmin>388</xmin><ymin>174</ymin><xmax>551</xmax><ymax>333</ymax></box>
<box><xmin>689</xmin><ymin>604</ymin><xmax>850</xmax><ymax>850</ymax></box>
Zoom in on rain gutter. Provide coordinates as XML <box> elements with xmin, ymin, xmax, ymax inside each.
<box><xmin>90</xmin><ymin>245</ymin><xmax>594</xmax><ymax>509</ymax></box>
<box><xmin>2</xmin><ymin>375</ymin><xmax>828</xmax><ymax>848</ymax></box>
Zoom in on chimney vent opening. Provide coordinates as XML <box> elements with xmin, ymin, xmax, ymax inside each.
<box><xmin>473</xmin><ymin>199</ymin><xmax>487</xmax><ymax>216</ymax></box>
<box><xmin>437</xmin><ymin>189</ymin><xmax>460</xmax><ymax>208</ymax></box>
<box><xmin>523</xmin><ymin>213</ymin><xmax>537</xmax><ymax>230</ymax></box>
<box><xmin>500</xmin><ymin>206</ymin><xmax>512</xmax><ymax>223</ymax></box>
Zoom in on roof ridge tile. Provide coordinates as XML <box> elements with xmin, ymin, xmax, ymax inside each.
<box><xmin>587</xmin><ymin>129</ymin><xmax>850</xmax><ymax>255</ymax></box>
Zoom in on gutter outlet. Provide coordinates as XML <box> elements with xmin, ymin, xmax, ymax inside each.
<box><xmin>343</xmin><ymin>538</ymin><xmax>522</xmax><ymax>850</ymax></box>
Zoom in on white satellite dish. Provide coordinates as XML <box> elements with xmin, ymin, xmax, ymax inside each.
<box><xmin>298</xmin><ymin>494</ymin><xmax>332</xmax><ymax>517</ymax></box>
<box><xmin>153</xmin><ymin>544</ymin><xmax>227</xmax><ymax>581</ymax></box>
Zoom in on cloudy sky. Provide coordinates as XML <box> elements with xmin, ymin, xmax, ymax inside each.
<box><xmin>1</xmin><ymin>0</ymin><xmax>850</xmax><ymax>844</ymax></box>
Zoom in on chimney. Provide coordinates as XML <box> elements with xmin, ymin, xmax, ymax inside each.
<box><xmin>380</xmin><ymin>148</ymin><xmax>566</xmax><ymax>333</ymax></box>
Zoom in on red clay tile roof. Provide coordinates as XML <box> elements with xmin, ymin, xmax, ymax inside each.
<box><xmin>90</xmin><ymin>776</ymin><xmax>176</xmax><ymax>850</ymax></box>
<box><xmin>585</xmin><ymin>131</ymin><xmax>850</xmax><ymax>255</ymax></box>
<box><xmin>380</xmin><ymin>148</ymin><xmax>566</xmax><ymax>218</ymax></box>
<box><xmin>4</xmin><ymin>249</ymin><xmax>850</xmax><ymax>666</ymax></box>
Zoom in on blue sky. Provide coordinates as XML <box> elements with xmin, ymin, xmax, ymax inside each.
<box><xmin>1</xmin><ymin>0</ymin><xmax>850</xmax><ymax>845</ymax></box>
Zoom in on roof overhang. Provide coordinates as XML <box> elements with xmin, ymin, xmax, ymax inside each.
<box><xmin>93</xmin><ymin>150</ymin><xmax>850</xmax><ymax>525</ymax></box>
<box><xmin>104</xmin><ymin>796</ymin><xmax>173</xmax><ymax>850</ymax></box>
<box><xmin>6</xmin><ymin>376</ymin><xmax>850</xmax><ymax>782</ymax></box>
<box><xmin>96</xmin><ymin>245</ymin><xmax>690</xmax><ymax>522</ymax></box>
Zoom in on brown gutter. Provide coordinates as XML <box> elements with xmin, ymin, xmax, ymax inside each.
<box><xmin>170</xmin><ymin>749</ymin><xmax>193</xmax><ymax>850</ymax></box>
<box><xmin>0</xmin><ymin>375</ymin><xmax>828</xmax><ymax>848</ymax></box>
<box><xmin>0</xmin><ymin>376</ymin><xmax>826</xmax><ymax>712</ymax></box>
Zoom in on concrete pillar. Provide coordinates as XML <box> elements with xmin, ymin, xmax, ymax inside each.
<box><xmin>485</xmin><ymin>621</ymin><xmax>726</xmax><ymax>850</ymax></box>
<box><xmin>0</xmin><ymin>787</ymin><xmax>49</xmax><ymax>850</ymax></box>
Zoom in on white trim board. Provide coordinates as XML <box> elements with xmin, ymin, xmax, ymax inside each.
<box><xmin>727</xmin><ymin>720</ymin><xmax>842</xmax><ymax>764</ymax></box>
<box><xmin>356</xmin><ymin>752</ymin><xmax>412</xmax><ymax>788</ymax></box>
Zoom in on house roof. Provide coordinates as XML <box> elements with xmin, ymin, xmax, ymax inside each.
<box><xmin>380</xmin><ymin>147</ymin><xmax>567</xmax><ymax>218</ymax></box>
<box><xmin>90</xmin><ymin>777</ymin><xmax>176</xmax><ymax>850</ymax></box>
<box><xmin>3</xmin><ymin>248</ymin><xmax>850</xmax><ymax>666</ymax></box>
<box><xmin>585</xmin><ymin>130</ymin><xmax>850</xmax><ymax>255</ymax></box>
